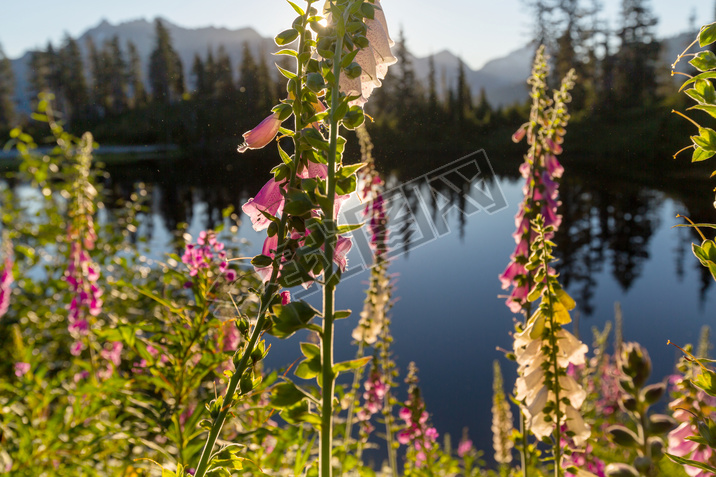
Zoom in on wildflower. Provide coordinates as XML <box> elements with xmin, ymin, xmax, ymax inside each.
<box><xmin>237</xmin><ymin>112</ymin><xmax>282</xmax><ymax>153</ymax></box>
<box><xmin>331</xmin><ymin>0</ymin><xmax>397</xmax><ymax>106</ymax></box>
<box><xmin>667</xmin><ymin>373</ymin><xmax>716</xmax><ymax>477</ymax></box>
<box><xmin>499</xmin><ymin>47</ymin><xmax>574</xmax><ymax>315</ymax></box>
<box><xmin>242</xmin><ymin>162</ymin><xmax>329</xmax><ymax>232</ymax></box>
<box><xmin>491</xmin><ymin>360</ymin><xmax>514</xmax><ymax>464</ymax></box>
<box><xmin>14</xmin><ymin>362</ymin><xmax>30</xmax><ymax>377</ymax></box>
<box><xmin>397</xmin><ymin>362</ymin><xmax>439</xmax><ymax>469</ymax></box>
<box><xmin>221</xmin><ymin>321</ymin><xmax>240</xmax><ymax>352</ymax></box>
<box><xmin>181</xmin><ymin>230</ymin><xmax>234</xmax><ymax>283</ymax></box>
<box><xmin>241</xmin><ymin>178</ymin><xmax>284</xmax><ymax>232</ymax></box>
<box><xmin>514</xmin><ymin>312</ymin><xmax>590</xmax><ymax>445</ymax></box>
<box><xmin>0</xmin><ymin>246</ymin><xmax>12</xmax><ymax>318</ymax></box>
<box><xmin>101</xmin><ymin>341</ymin><xmax>123</xmax><ymax>367</ymax></box>
<box><xmin>280</xmin><ymin>290</ymin><xmax>291</xmax><ymax>305</ymax></box>
<box><xmin>457</xmin><ymin>436</ymin><xmax>474</xmax><ymax>458</ymax></box>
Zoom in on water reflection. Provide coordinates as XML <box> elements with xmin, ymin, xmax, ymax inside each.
<box><xmin>88</xmin><ymin>153</ymin><xmax>716</xmax><ymax>304</ymax></box>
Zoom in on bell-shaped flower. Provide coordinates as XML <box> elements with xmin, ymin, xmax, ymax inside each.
<box><xmin>514</xmin><ymin>314</ymin><xmax>590</xmax><ymax>447</ymax></box>
<box><xmin>242</xmin><ymin>178</ymin><xmax>284</xmax><ymax>232</ymax></box>
<box><xmin>336</xmin><ymin>0</ymin><xmax>397</xmax><ymax>106</ymax></box>
<box><xmin>237</xmin><ymin>112</ymin><xmax>282</xmax><ymax>153</ymax></box>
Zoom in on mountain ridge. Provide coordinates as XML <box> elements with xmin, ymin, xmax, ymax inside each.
<box><xmin>8</xmin><ymin>17</ymin><xmax>695</xmax><ymax>114</ymax></box>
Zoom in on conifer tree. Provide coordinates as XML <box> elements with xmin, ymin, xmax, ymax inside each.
<box><xmin>255</xmin><ymin>48</ymin><xmax>274</xmax><ymax>112</ymax></box>
<box><xmin>127</xmin><ymin>40</ymin><xmax>147</xmax><ymax>108</ymax></box>
<box><xmin>238</xmin><ymin>42</ymin><xmax>259</xmax><ymax>113</ymax></box>
<box><xmin>613</xmin><ymin>0</ymin><xmax>660</xmax><ymax>106</ymax></box>
<box><xmin>59</xmin><ymin>35</ymin><xmax>89</xmax><ymax>123</ymax></box>
<box><xmin>204</xmin><ymin>47</ymin><xmax>217</xmax><ymax>98</ymax></box>
<box><xmin>456</xmin><ymin>58</ymin><xmax>472</xmax><ymax>128</ymax></box>
<box><xmin>427</xmin><ymin>54</ymin><xmax>439</xmax><ymax>120</ymax></box>
<box><xmin>149</xmin><ymin>19</ymin><xmax>184</xmax><ymax>104</ymax></box>
<box><xmin>191</xmin><ymin>53</ymin><xmax>206</xmax><ymax>95</ymax></box>
<box><xmin>214</xmin><ymin>45</ymin><xmax>235</xmax><ymax>97</ymax></box>
<box><xmin>106</xmin><ymin>36</ymin><xmax>128</xmax><ymax>114</ymax></box>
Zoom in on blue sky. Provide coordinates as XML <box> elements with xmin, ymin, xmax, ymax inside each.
<box><xmin>0</xmin><ymin>0</ymin><xmax>713</xmax><ymax>69</ymax></box>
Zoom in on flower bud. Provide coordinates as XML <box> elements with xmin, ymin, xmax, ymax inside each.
<box><xmin>647</xmin><ymin>436</ymin><xmax>665</xmax><ymax>461</ymax></box>
<box><xmin>618</xmin><ymin>342</ymin><xmax>651</xmax><ymax>389</ymax></box>
<box><xmin>607</xmin><ymin>425</ymin><xmax>640</xmax><ymax>448</ymax></box>
<box><xmin>640</xmin><ymin>382</ymin><xmax>665</xmax><ymax>406</ymax></box>
<box><xmin>647</xmin><ymin>414</ymin><xmax>676</xmax><ymax>434</ymax></box>
<box><xmin>633</xmin><ymin>456</ymin><xmax>652</xmax><ymax>474</ymax></box>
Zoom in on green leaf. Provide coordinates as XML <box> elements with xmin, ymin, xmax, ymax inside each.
<box><xmin>333</xmin><ymin>356</ymin><xmax>372</xmax><ymax>375</ymax></box>
<box><xmin>693</xmin><ymin>367</ymin><xmax>716</xmax><ymax>396</ymax></box>
<box><xmin>306</xmin><ymin>72</ymin><xmax>325</xmax><ymax>93</ymax></box>
<box><xmin>688</xmin><ymin>104</ymin><xmax>716</xmax><ymax>119</ymax></box>
<box><xmin>337</xmin><ymin>223</ymin><xmax>363</xmax><ymax>234</ymax></box>
<box><xmin>303</xmin><ymin>128</ymin><xmax>329</xmax><ymax>151</ymax></box>
<box><xmin>294</xmin><ymin>355</ymin><xmax>321</xmax><ymax>380</ymax></box>
<box><xmin>700</xmin><ymin>22</ymin><xmax>716</xmax><ymax>47</ymax></box>
<box><xmin>273</xmin><ymin>48</ymin><xmax>298</xmax><ymax>58</ymax></box>
<box><xmin>679</xmin><ymin>72</ymin><xmax>716</xmax><ymax>91</ymax></box>
<box><xmin>360</xmin><ymin>2</ymin><xmax>375</xmax><ymax>19</ymax></box>
<box><xmin>335</xmin><ymin>309</ymin><xmax>352</xmax><ymax>320</ymax></box>
<box><xmin>286</xmin><ymin>0</ymin><xmax>305</xmax><ymax>16</ymax></box>
<box><xmin>251</xmin><ymin>254</ymin><xmax>273</xmax><ymax>268</ymax></box>
<box><xmin>695</xmin><ymin>79</ymin><xmax>716</xmax><ymax>103</ymax></box>
<box><xmin>340</xmin><ymin>49</ymin><xmax>360</xmax><ymax>68</ymax></box>
<box><xmin>342</xmin><ymin>106</ymin><xmax>365</xmax><ymax>130</ymax></box>
<box><xmin>269</xmin><ymin>301</ymin><xmax>319</xmax><ymax>339</ymax></box>
<box><xmin>275</xmin><ymin>28</ymin><xmax>299</xmax><ymax>46</ymax></box>
<box><xmin>335</xmin><ymin>175</ymin><xmax>357</xmax><ymax>196</ymax></box>
<box><xmin>690</xmin><ymin>51</ymin><xmax>716</xmax><ymax>72</ymax></box>
<box><xmin>692</xmin><ymin>128</ymin><xmax>716</xmax><ymax>151</ymax></box>
<box><xmin>275</xmin><ymin>63</ymin><xmax>297</xmax><ymax>80</ymax></box>
<box><xmin>692</xmin><ymin>146</ymin><xmax>715</xmax><ymax>162</ymax></box>
<box><xmin>300</xmin><ymin>342</ymin><xmax>320</xmax><ymax>359</ymax></box>
<box><xmin>338</xmin><ymin>163</ymin><xmax>365</xmax><ymax>177</ymax></box>
<box><xmin>666</xmin><ymin>453</ymin><xmax>716</xmax><ymax>474</ymax></box>
<box><xmin>284</xmin><ymin>190</ymin><xmax>316</xmax><ymax>216</ymax></box>
<box><xmin>271</xmin><ymin>381</ymin><xmax>306</xmax><ymax>408</ymax></box>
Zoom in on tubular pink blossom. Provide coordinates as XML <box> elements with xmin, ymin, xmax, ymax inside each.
<box><xmin>242</xmin><ymin>178</ymin><xmax>285</xmax><ymax>232</ymax></box>
<box><xmin>237</xmin><ymin>112</ymin><xmax>282</xmax><ymax>153</ymax></box>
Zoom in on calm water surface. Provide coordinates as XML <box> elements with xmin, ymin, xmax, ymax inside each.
<box><xmin>100</xmin><ymin>154</ymin><xmax>716</xmax><ymax>458</ymax></box>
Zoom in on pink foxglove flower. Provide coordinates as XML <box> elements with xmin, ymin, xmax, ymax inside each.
<box><xmin>242</xmin><ymin>178</ymin><xmax>284</xmax><ymax>232</ymax></box>
<box><xmin>237</xmin><ymin>112</ymin><xmax>282</xmax><ymax>153</ymax></box>
<box><xmin>0</xmin><ymin>248</ymin><xmax>12</xmax><ymax>318</ymax></box>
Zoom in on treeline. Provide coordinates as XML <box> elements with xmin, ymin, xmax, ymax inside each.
<box><xmin>0</xmin><ymin>0</ymin><xmax>714</xmax><ymax>153</ymax></box>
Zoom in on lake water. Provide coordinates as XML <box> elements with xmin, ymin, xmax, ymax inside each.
<box><xmin>98</xmin><ymin>150</ymin><xmax>716</xmax><ymax>460</ymax></box>
<box><xmin>5</xmin><ymin>149</ymin><xmax>716</xmax><ymax>462</ymax></box>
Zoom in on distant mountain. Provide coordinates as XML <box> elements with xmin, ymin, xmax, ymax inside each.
<box><xmin>10</xmin><ymin>17</ymin><xmax>274</xmax><ymax>113</ymax></box>
<box><xmin>7</xmin><ymin>17</ymin><xmax>700</xmax><ymax>115</ymax></box>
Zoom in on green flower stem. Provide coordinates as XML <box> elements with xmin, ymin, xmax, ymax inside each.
<box><xmin>193</xmin><ymin>308</ymin><xmax>269</xmax><ymax>477</ymax></box>
<box><xmin>343</xmin><ymin>340</ymin><xmax>365</xmax><ymax>446</ymax></box>
<box><xmin>194</xmin><ymin>4</ymin><xmax>315</xmax><ymax>472</ymax></box>
<box><xmin>320</xmin><ymin>25</ymin><xmax>345</xmax><ymax>477</ymax></box>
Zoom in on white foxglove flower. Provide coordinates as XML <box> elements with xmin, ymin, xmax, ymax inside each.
<box><xmin>513</xmin><ymin>313</ymin><xmax>590</xmax><ymax>446</ymax></box>
<box><xmin>335</xmin><ymin>0</ymin><xmax>397</xmax><ymax>106</ymax></box>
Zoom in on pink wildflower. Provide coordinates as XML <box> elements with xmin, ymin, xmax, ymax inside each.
<box><xmin>14</xmin><ymin>362</ymin><xmax>30</xmax><ymax>377</ymax></box>
<box><xmin>0</xmin><ymin>249</ymin><xmax>12</xmax><ymax>318</ymax></box>
<box><xmin>237</xmin><ymin>112</ymin><xmax>282</xmax><ymax>153</ymax></box>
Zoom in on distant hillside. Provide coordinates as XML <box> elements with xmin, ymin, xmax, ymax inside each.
<box><xmin>8</xmin><ymin>17</ymin><xmax>698</xmax><ymax>114</ymax></box>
